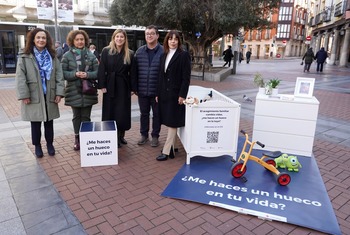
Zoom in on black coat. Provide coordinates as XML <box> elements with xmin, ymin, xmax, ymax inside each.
<box><xmin>223</xmin><ymin>48</ymin><xmax>233</xmax><ymax>62</ymax></box>
<box><xmin>315</xmin><ymin>48</ymin><xmax>328</xmax><ymax>63</ymax></box>
<box><xmin>97</xmin><ymin>47</ymin><xmax>134</xmax><ymax>131</ymax></box>
<box><xmin>158</xmin><ymin>49</ymin><xmax>191</xmax><ymax>128</ymax></box>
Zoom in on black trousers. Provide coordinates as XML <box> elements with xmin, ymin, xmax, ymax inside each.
<box><xmin>31</xmin><ymin>120</ymin><xmax>54</xmax><ymax>146</ymax></box>
<box><xmin>138</xmin><ymin>96</ymin><xmax>161</xmax><ymax>138</ymax></box>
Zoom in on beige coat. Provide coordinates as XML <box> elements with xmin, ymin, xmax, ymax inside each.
<box><xmin>15</xmin><ymin>53</ymin><xmax>65</xmax><ymax>122</ymax></box>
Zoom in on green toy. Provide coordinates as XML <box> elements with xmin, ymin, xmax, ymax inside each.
<box><xmin>275</xmin><ymin>154</ymin><xmax>302</xmax><ymax>172</ymax></box>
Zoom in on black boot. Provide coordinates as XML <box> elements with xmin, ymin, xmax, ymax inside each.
<box><xmin>73</xmin><ymin>135</ymin><xmax>80</xmax><ymax>151</ymax></box>
<box><xmin>119</xmin><ymin>130</ymin><xmax>127</xmax><ymax>145</ymax></box>
<box><xmin>35</xmin><ymin>145</ymin><xmax>43</xmax><ymax>158</ymax></box>
<box><xmin>169</xmin><ymin>147</ymin><xmax>175</xmax><ymax>159</ymax></box>
<box><xmin>47</xmin><ymin>143</ymin><xmax>55</xmax><ymax>156</ymax></box>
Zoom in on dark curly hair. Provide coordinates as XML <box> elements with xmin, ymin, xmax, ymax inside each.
<box><xmin>66</xmin><ymin>30</ymin><xmax>90</xmax><ymax>48</ymax></box>
<box><xmin>23</xmin><ymin>28</ymin><xmax>55</xmax><ymax>58</ymax></box>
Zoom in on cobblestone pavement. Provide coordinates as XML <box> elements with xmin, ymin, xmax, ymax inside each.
<box><xmin>0</xmin><ymin>58</ymin><xmax>349</xmax><ymax>235</ymax></box>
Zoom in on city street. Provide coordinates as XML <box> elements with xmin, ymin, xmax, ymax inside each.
<box><xmin>0</xmin><ymin>58</ymin><xmax>349</xmax><ymax>234</ymax></box>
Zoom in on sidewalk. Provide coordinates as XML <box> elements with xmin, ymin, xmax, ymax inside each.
<box><xmin>0</xmin><ymin>58</ymin><xmax>349</xmax><ymax>234</ymax></box>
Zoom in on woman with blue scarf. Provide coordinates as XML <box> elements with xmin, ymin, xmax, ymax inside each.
<box><xmin>61</xmin><ymin>30</ymin><xmax>99</xmax><ymax>151</ymax></box>
<box><xmin>15</xmin><ymin>28</ymin><xmax>65</xmax><ymax>158</ymax></box>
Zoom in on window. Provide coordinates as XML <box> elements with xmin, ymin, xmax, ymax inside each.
<box><xmin>279</xmin><ymin>7</ymin><xmax>293</xmax><ymax>21</ymax></box>
<box><xmin>277</xmin><ymin>24</ymin><xmax>290</xmax><ymax>38</ymax></box>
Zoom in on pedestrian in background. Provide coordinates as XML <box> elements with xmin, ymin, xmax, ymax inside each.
<box><xmin>246</xmin><ymin>50</ymin><xmax>252</xmax><ymax>64</ymax></box>
<box><xmin>302</xmin><ymin>47</ymin><xmax>315</xmax><ymax>72</ymax></box>
<box><xmin>156</xmin><ymin>30</ymin><xmax>191</xmax><ymax>161</ymax></box>
<box><xmin>131</xmin><ymin>25</ymin><xmax>163</xmax><ymax>147</ymax></box>
<box><xmin>239</xmin><ymin>50</ymin><xmax>244</xmax><ymax>63</ymax></box>
<box><xmin>315</xmin><ymin>47</ymin><xmax>328</xmax><ymax>72</ymax></box>
<box><xmin>15</xmin><ymin>28</ymin><xmax>65</xmax><ymax>158</ymax></box>
<box><xmin>222</xmin><ymin>45</ymin><xmax>233</xmax><ymax>67</ymax></box>
<box><xmin>97</xmin><ymin>29</ymin><xmax>134</xmax><ymax>148</ymax></box>
<box><xmin>55</xmin><ymin>41</ymin><xmax>63</xmax><ymax>61</ymax></box>
<box><xmin>62</xmin><ymin>42</ymin><xmax>70</xmax><ymax>54</ymax></box>
<box><xmin>89</xmin><ymin>43</ymin><xmax>100</xmax><ymax>62</ymax></box>
<box><xmin>61</xmin><ymin>30</ymin><xmax>99</xmax><ymax>151</ymax></box>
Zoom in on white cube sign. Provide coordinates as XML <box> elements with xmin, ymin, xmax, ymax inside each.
<box><xmin>80</xmin><ymin>121</ymin><xmax>118</xmax><ymax>167</ymax></box>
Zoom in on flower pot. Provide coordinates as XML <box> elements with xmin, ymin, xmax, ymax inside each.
<box><xmin>271</xmin><ymin>88</ymin><xmax>279</xmax><ymax>95</ymax></box>
<box><xmin>258</xmin><ymin>87</ymin><xmax>265</xmax><ymax>94</ymax></box>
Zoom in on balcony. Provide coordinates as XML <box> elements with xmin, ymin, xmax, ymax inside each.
<box><xmin>308</xmin><ymin>17</ymin><xmax>315</xmax><ymax>26</ymax></box>
<box><xmin>323</xmin><ymin>8</ymin><xmax>332</xmax><ymax>22</ymax></box>
<box><xmin>315</xmin><ymin>12</ymin><xmax>323</xmax><ymax>25</ymax></box>
<box><xmin>334</xmin><ymin>1</ymin><xmax>345</xmax><ymax>17</ymax></box>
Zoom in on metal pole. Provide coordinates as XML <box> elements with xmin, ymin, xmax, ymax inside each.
<box><xmin>54</xmin><ymin>0</ymin><xmax>59</xmax><ymax>42</ymax></box>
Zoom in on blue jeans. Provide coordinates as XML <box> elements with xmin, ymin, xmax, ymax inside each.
<box><xmin>316</xmin><ymin>62</ymin><xmax>324</xmax><ymax>72</ymax></box>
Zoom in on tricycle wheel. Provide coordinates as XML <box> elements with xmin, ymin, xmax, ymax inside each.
<box><xmin>278</xmin><ymin>173</ymin><xmax>291</xmax><ymax>186</ymax></box>
<box><xmin>231</xmin><ymin>163</ymin><xmax>247</xmax><ymax>178</ymax></box>
<box><xmin>265</xmin><ymin>159</ymin><xmax>276</xmax><ymax>167</ymax></box>
<box><xmin>264</xmin><ymin>159</ymin><xmax>276</xmax><ymax>170</ymax></box>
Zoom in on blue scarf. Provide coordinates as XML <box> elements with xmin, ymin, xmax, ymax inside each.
<box><xmin>34</xmin><ymin>47</ymin><xmax>52</xmax><ymax>94</ymax></box>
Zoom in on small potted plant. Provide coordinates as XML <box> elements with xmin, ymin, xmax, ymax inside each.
<box><xmin>253</xmin><ymin>73</ymin><xmax>265</xmax><ymax>94</ymax></box>
<box><xmin>268</xmin><ymin>78</ymin><xmax>281</xmax><ymax>95</ymax></box>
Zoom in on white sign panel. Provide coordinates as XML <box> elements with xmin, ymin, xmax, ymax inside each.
<box><xmin>37</xmin><ymin>0</ymin><xmax>54</xmax><ymax>20</ymax></box>
<box><xmin>191</xmin><ymin>108</ymin><xmax>236</xmax><ymax>151</ymax></box>
<box><xmin>58</xmin><ymin>0</ymin><xmax>74</xmax><ymax>22</ymax></box>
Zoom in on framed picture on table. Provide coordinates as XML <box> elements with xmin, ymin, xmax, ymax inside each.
<box><xmin>294</xmin><ymin>77</ymin><xmax>315</xmax><ymax>98</ymax></box>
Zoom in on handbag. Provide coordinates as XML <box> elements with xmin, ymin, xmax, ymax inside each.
<box><xmin>82</xmin><ymin>79</ymin><xmax>98</xmax><ymax>95</ymax></box>
<box><xmin>300</xmin><ymin>61</ymin><xmax>304</xmax><ymax>65</ymax></box>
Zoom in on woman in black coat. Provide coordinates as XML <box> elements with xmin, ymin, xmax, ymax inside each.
<box><xmin>156</xmin><ymin>30</ymin><xmax>191</xmax><ymax>161</ymax></box>
<box><xmin>97</xmin><ymin>29</ymin><xmax>134</xmax><ymax>148</ymax></box>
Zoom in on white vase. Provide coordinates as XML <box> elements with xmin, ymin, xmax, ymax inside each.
<box><xmin>265</xmin><ymin>85</ymin><xmax>272</xmax><ymax>95</ymax></box>
<box><xmin>271</xmin><ymin>88</ymin><xmax>279</xmax><ymax>95</ymax></box>
<box><xmin>258</xmin><ymin>87</ymin><xmax>265</xmax><ymax>94</ymax></box>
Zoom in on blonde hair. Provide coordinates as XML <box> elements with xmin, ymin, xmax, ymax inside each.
<box><xmin>109</xmin><ymin>29</ymin><xmax>131</xmax><ymax>64</ymax></box>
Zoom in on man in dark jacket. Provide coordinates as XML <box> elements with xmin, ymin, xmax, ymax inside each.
<box><xmin>246</xmin><ymin>50</ymin><xmax>252</xmax><ymax>64</ymax></box>
<box><xmin>222</xmin><ymin>45</ymin><xmax>233</xmax><ymax>67</ymax></box>
<box><xmin>131</xmin><ymin>25</ymin><xmax>163</xmax><ymax>147</ymax></box>
<box><xmin>315</xmin><ymin>47</ymin><xmax>328</xmax><ymax>72</ymax></box>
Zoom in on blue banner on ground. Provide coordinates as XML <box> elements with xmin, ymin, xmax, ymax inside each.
<box><xmin>162</xmin><ymin>139</ymin><xmax>341</xmax><ymax>235</ymax></box>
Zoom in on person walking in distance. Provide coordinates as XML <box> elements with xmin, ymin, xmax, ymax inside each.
<box><xmin>55</xmin><ymin>41</ymin><xmax>63</xmax><ymax>61</ymax></box>
<box><xmin>239</xmin><ymin>50</ymin><xmax>244</xmax><ymax>63</ymax></box>
<box><xmin>61</xmin><ymin>30</ymin><xmax>99</xmax><ymax>151</ymax></box>
<box><xmin>98</xmin><ymin>29</ymin><xmax>134</xmax><ymax>148</ymax></box>
<box><xmin>131</xmin><ymin>25</ymin><xmax>163</xmax><ymax>147</ymax></box>
<box><xmin>222</xmin><ymin>45</ymin><xmax>233</xmax><ymax>67</ymax></box>
<box><xmin>156</xmin><ymin>30</ymin><xmax>191</xmax><ymax>161</ymax></box>
<box><xmin>315</xmin><ymin>47</ymin><xmax>328</xmax><ymax>72</ymax></box>
<box><xmin>302</xmin><ymin>47</ymin><xmax>315</xmax><ymax>72</ymax></box>
<box><xmin>246</xmin><ymin>50</ymin><xmax>252</xmax><ymax>64</ymax></box>
<box><xmin>15</xmin><ymin>28</ymin><xmax>65</xmax><ymax>158</ymax></box>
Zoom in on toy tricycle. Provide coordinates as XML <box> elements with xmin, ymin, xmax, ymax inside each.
<box><xmin>231</xmin><ymin>130</ymin><xmax>291</xmax><ymax>186</ymax></box>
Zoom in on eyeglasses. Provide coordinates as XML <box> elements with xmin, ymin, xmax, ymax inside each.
<box><xmin>145</xmin><ymin>32</ymin><xmax>156</xmax><ymax>36</ymax></box>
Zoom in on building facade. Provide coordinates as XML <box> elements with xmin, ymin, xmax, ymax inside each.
<box><xmin>240</xmin><ymin>0</ymin><xmax>350</xmax><ymax>67</ymax></box>
<box><xmin>308</xmin><ymin>0</ymin><xmax>350</xmax><ymax>67</ymax></box>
